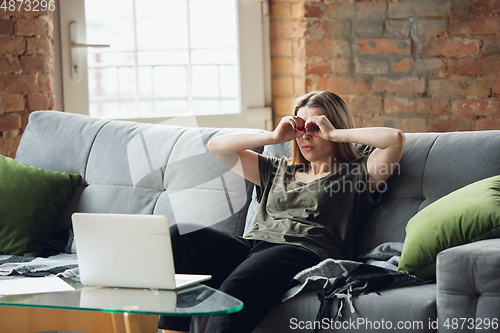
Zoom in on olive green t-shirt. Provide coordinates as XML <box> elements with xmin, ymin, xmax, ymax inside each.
<box><xmin>244</xmin><ymin>154</ymin><xmax>379</xmax><ymax>260</ymax></box>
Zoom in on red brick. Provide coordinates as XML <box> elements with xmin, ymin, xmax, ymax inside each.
<box><xmin>13</xmin><ymin>131</ymin><xmax>22</xmax><ymax>148</ymax></box>
<box><xmin>271</xmin><ymin>58</ymin><xmax>294</xmax><ymax>76</ymax></box>
<box><xmin>388</xmin><ymin>1</ymin><xmax>451</xmax><ymax>18</ymax></box>
<box><xmin>416</xmin><ymin>98</ymin><xmax>431</xmax><ymax>115</ymax></box>
<box><xmin>328</xmin><ymin>3</ymin><xmax>387</xmax><ymax>19</ymax></box>
<box><xmin>47</xmin><ymin>92</ymin><xmax>55</xmax><ymax>110</ymax></box>
<box><xmin>27</xmin><ymin>37</ymin><xmax>53</xmax><ymax>55</ymax></box>
<box><xmin>271</xmin><ymin>3</ymin><xmax>292</xmax><ymax>19</ymax></box>
<box><xmin>384</xmin><ymin>96</ymin><xmax>414</xmax><ymax>114</ymax></box>
<box><xmin>450</xmin><ymin>17</ymin><xmax>500</xmax><ymax>35</ymax></box>
<box><xmin>1</xmin><ymin>93</ymin><xmax>24</xmax><ymax>112</ymax></box>
<box><xmin>358</xmin><ymin>38</ymin><xmax>411</xmax><ymax>55</ymax></box>
<box><xmin>272</xmin><ymin>77</ymin><xmax>295</xmax><ymax>97</ymax></box>
<box><xmin>305</xmin><ymin>58</ymin><xmax>332</xmax><ymax>75</ymax></box>
<box><xmin>0</xmin><ymin>135</ymin><xmax>14</xmax><ymax>157</ymax></box>
<box><xmin>448</xmin><ymin>58</ymin><xmax>500</xmax><ymax>76</ymax></box>
<box><xmin>471</xmin><ymin>0</ymin><xmax>500</xmax><ymax>15</ymax></box>
<box><xmin>273</xmin><ymin>97</ymin><xmax>295</xmax><ymax>117</ymax></box>
<box><xmin>482</xmin><ymin>37</ymin><xmax>500</xmax><ymax>55</ymax></box>
<box><xmin>493</xmin><ymin>78</ymin><xmax>500</xmax><ymax>95</ymax></box>
<box><xmin>27</xmin><ymin>93</ymin><xmax>49</xmax><ymax>111</ymax></box>
<box><xmin>355</xmin><ymin>58</ymin><xmax>389</xmax><ymax>75</ymax></box>
<box><xmin>294</xmin><ymin>77</ymin><xmax>305</xmax><ymax>95</ymax></box>
<box><xmin>421</xmin><ymin>37</ymin><xmax>479</xmax><ymax>57</ymax></box>
<box><xmin>331</xmin><ymin>40</ymin><xmax>351</xmax><ymax>58</ymax></box>
<box><xmin>416</xmin><ymin>19</ymin><xmax>448</xmax><ymax>37</ymax></box>
<box><xmin>321</xmin><ymin>20</ymin><xmax>349</xmax><ymax>39</ymax></box>
<box><xmin>431</xmin><ymin>98</ymin><xmax>450</xmax><ymax>115</ymax></box>
<box><xmin>428</xmin><ymin>116</ymin><xmax>461</xmax><ymax>132</ymax></box>
<box><xmin>271</xmin><ymin>40</ymin><xmax>293</xmax><ymax>58</ymax></box>
<box><xmin>429</xmin><ymin>77</ymin><xmax>493</xmax><ymax>97</ymax></box>
<box><xmin>392</xmin><ymin>58</ymin><xmax>414</xmax><ymax>73</ymax></box>
<box><xmin>0</xmin><ymin>37</ymin><xmax>26</xmax><ymax>56</ymax></box>
<box><xmin>304</xmin><ymin>3</ymin><xmax>326</xmax><ymax>18</ymax></box>
<box><xmin>318</xmin><ymin>76</ymin><xmax>371</xmax><ymax>95</ymax></box>
<box><xmin>0</xmin><ymin>18</ymin><xmax>13</xmax><ymax>35</ymax></box>
<box><xmin>308</xmin><ymin>20</ymin><xmax>349</xmax><ymax>40</ymax></box>
<box><xmin>271</xmin><ymin>20</ymin><xmax>307</xmax><ymax>39</ymax></box>
<box><xmin>292</xmin><ymin>40</ymin><xmax>305</xmax><ymax>59</ymax></box>
<box><xmin>305</xmin><ymin>77</ymin><xmax>320</xmax><ymax>92</ymax></box>
<box><xmin>352</xmin><ymin>116</ymin><xmax>362</xmax><ymax>128</ymax></box>
<box><xmin>14</xmin><ymin>19</ymin><xmax>44</xmax><ymax>37</ymax></box>
<box><xmin>373</xmin><ymin>77</ymin><xmax>426</xmax><ymax>94</ymax></box>
<box><xmin>20</xmin><ymin>55</ymin><xmax>48</xmax><ymax>74</ymax></box>
<box><xmin>451</xmin><ymin>98</ymin><xmax>499</xmax><ymax>117</ymax></box>
<box><xmin>366</xmin><ymin>116</ymin><xmax>428</xmax><ymax>133</ymax></box>
<box><xmin>21</xmin><ymin>110</ymin><xmax>30</xmax><ymax>129</ymax></box>
<box><xmin>349</xmin><ymin>95</ymin><xmax>382</xmax><ymax>116</ymax></box>
<box><xmin>452</xmin><ymin>0</ymin><xmax>470</xmax><ymax>15</ymax></box>
<box><xmin>0</xmin><ymin>113</ymin><xmax>20</xmax><ymax>132</ymax></box>
<box><xmin>37</xmin><ymin>73</ymin><xmax>54</xmax><ymax>92</ymax></box>
<box><xmin>0</xmin><ymin>75</ymin><xmax>37</xmax><ymax>93</ymax></box>
<box><xmin>352</xmin><ymin>19</ymin><xmax>384</xmax><ymax>38</ymax></box>
<box><xmin>415</xmin><ymin>58</ymin><xmax>446</xmax><ymax>76</ymax></box>
<box><xmin>294</xmin><ymin>58</ymin><xmax>306</xmax><ymax>77</ymax></box>
<box><xmin>291</xmin><ymin>3</ymin><xmax>305</xmax><ymax>19</ymax></box>
<box><xmin>0</xmin><ymin>56</ymin><xmax>20</xmax><ymax>74</ymax></box>
<box><xmin>305</xmin><ymin>39</ymin><xmax>334</xmax><ymax>57</ymax></box>
<box><xmin>385</xmin><ymin>20</ymin><xmax>411</xmax><ymax>38</ymax></box>
<box><xmin>476</xmin><ymin>118</ymin><xmax>500</xmax><ymax>131</ymax></box>
<box><xmin>39</xmin><ymin>16</ymin><xmax>53</xmax><ymax>38</ymax></box>
<box><xmin>334</xmin><ymin>58</ymin><xmax>350</xmax><ymax>74</ymax></box>
<box><xmin>417</xmin><ymin>98</ymin><xmax>449</xmax><ymax>115</ymax></box>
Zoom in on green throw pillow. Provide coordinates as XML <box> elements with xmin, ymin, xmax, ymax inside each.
<box><xmin>0</xmin><ymin>155</ymin><xmax>81</xmax><ymax>256</ymax></box>
<box><xmin>398</xmin><ymin>175</ymin><xmax>500</xmax><ymax>280</ymax></box>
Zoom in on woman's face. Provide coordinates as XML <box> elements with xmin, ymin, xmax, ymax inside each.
<box><xmin>295</xmin><ymin>106</ymin><xmax>335</xmax><ymax>165</ymax></box>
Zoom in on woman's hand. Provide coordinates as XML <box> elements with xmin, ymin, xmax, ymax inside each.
<box><xmin>303</xmin><ymin>115</ymin><xmax>337</xmax><ymax>141</ymax></box>
<box><xmin>272</xmin><ymin>116</ymin><xmax>307</xmax><ymax>143</ymax></box>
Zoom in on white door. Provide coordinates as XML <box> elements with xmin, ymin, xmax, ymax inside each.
<box><xmin>55</xmin><ymin>0</ymin><xmax>272</xmax><ymax>129</ymax></box>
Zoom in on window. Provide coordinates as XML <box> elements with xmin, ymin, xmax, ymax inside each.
<box><xmin>56</xmin><ymin>0</ymin><xmax>272</xmax><ymax>129</ymax></box>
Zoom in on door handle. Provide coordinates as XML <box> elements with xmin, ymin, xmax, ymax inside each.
<box><xmin>69</xmin><ymin>21</ymin><xmax>110</xmax><ymax>81</ymax></box>
<box><xmin>72</xmin><ymin>42</ymin><xmax>110</xmax><ymax>48</ymax></box>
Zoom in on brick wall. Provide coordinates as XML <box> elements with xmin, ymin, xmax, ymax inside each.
<box><xmin>0</xmin><ymin>7</ymin><xmax>54</xmax><ymax>158</ymax></box>
<box><xmin>270</xmin><ymin>0</ymin><xmax>500</xmax><ymax>132</ymax></box>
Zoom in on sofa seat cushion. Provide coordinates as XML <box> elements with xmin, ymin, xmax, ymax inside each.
<box><xmin>0</xmin><ymin>155</ymin><xmax>81</xmax><ymax>256</ymax></box>
<box><xmin>253</xmin><ymin>284</ymin><xmax>437</xmax><ymax>333</ymax></box>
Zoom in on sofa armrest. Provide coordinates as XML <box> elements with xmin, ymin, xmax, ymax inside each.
<box><xmin>436</xmin><ymin>239</ymin><xmax>500</xmax><ymax>332</ymax></box>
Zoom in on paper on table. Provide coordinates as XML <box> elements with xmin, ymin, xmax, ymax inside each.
<box><xmin>0</xmin><ymin>277</ymin><xmax>75</xmax><ymax>296</ymax></box>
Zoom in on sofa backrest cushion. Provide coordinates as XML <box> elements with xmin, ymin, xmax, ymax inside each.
<box><xmin>355</xmin><ymin>131</ymin><xmax>500</xmax><ymax>255</ymax></box>
<box><xmin>16</xmin><ymin>111</ymin><xmax>263</xmax><ymax>238</ymax></box>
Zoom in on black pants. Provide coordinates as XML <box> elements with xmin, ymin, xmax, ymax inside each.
<box><xmin>158</xmin><ymin>224</ymin><xmax>321</xmax><ymax>333</ymax></box>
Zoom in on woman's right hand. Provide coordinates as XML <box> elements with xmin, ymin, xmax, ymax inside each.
<box><xmin>272</xmin><ymin>116</ymin><xmax>305</xmax><ymax>143</ymax></box>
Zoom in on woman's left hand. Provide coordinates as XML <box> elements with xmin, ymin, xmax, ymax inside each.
<box><xmin>303</xmin><ymin>115</ymin><xmax>337</xmax><ymax>141</ymax></box>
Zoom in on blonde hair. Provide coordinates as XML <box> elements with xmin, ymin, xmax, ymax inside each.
<box><xmin>290</xmin><ymin>91</ymin><xmax>361</xmax><ymax>166</ymax></box>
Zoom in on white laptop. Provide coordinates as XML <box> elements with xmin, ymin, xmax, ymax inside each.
<box><xmin>71</xmin><ymin>213</ymin><xmax>211</xmax><ymax>290</ymax></box>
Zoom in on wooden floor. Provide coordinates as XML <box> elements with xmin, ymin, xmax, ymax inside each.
<box><xmin>0</xmin><ymin>306</ymin><xmax>159</xmax><ymax>333</ymax></box>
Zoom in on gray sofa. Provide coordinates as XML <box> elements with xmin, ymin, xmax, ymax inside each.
<box><xmin>13</xmin><ymin>110</ymin><xmax>500</xmax><ymax>332</ymax></box>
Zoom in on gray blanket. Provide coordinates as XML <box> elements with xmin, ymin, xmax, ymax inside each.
<box><xmin>281</xmin><ymin>242</ymin><xmax>425</xmax><ymax>330</ymax></box>
<box><xmin>0</xmin><ymin>254</ymin><xmax>78</xmax><ymax>278</ymax></box>
<box><xmin>282</xmin><ymin>242</ymin><xmax>422</xmax><ymax>302</ymax></box>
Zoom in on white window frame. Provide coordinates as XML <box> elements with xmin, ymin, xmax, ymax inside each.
<box><xmin>54</xmin><ymin>0</ymin><xmax>272</xmax><ymax>130</ymax></box>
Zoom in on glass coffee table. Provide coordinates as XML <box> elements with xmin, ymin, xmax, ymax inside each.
<box><xmin>0</xmin><ymin>278</ymin><xmax>243</xmax><ymax>333</ymax></box>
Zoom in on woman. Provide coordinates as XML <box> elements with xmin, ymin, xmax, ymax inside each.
<box><xmin>160</xmin><ymin>91</ymin><xmax>405</xmax><ymax>333</ymax></box>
